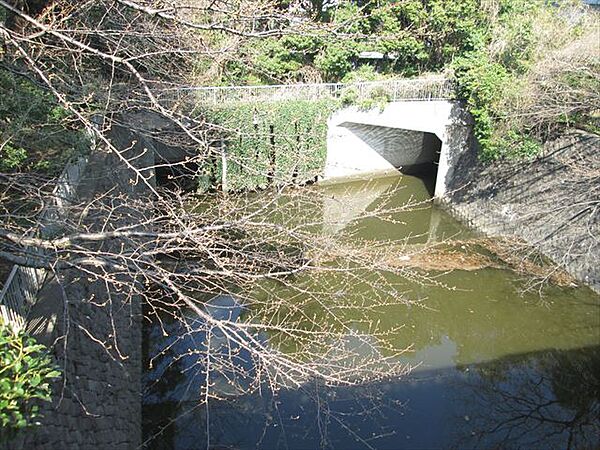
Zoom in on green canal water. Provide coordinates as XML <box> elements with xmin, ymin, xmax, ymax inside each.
<box><xmin>143</xmin><ymin>174</ymin><xmax>600</xmax><ymax>450</ymax></box>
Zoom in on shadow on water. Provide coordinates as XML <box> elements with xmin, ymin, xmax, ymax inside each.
<box><xmin>143</xmin><ymin>319</ymin><xmax>600</xmax><ymax>450</ymax></box>
<box><xmin>142</xmin><ymin>288</ymin><xmax>600</xmax><ymax>450</ymax></box>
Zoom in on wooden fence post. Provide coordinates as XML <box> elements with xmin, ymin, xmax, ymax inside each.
<box><xmin>221</xmin><ymin>138</ymin><xmax>228</xmax><ymax>193</ymax></box>
<box><xmin>267</xmin><ymin>124</ymin><xmax>276</xmax><ymax>186</ymax></box>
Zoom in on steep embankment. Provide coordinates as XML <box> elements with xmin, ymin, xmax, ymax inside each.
<box><xmin>447</xmin><ymin>130</ymin><xmax>599</xmax><ymax>292</ymax></box>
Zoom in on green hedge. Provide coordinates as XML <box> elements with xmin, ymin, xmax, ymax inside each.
<box><xmin>202</xmin><ymin>99</ymin><xmax>339</xmax><ymax>192</ymax></box>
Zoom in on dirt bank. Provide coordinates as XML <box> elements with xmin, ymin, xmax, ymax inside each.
<box><xmin>446</xmin><ymin>129</ymin><xmax>599</xmax><ymax>293</ymax></box>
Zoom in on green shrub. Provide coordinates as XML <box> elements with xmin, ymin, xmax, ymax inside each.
<box><xmin>0</xmin><ymin>322</ymin><xmax>60</xmax><ymax>441</ymax></box>
<box><xmin>314</xmin><ymin>42</ymin><xmax>359</xmax><ymax>82</ymax></box>
<box><xmin>0</xmin><ymin>144</ymin><xmax>28</xmax><ymax>171</ymax></box>
<box><xmin>453</xmin><ymin>50</ymin><xmax>510</xmax><ymax>159</ymax></box>
<box><xmin>250</xmin><ymin>39</ymin><xmax>305</xmax><ymax>83</ymax></box>
<box><xmin>339</xmin><ymin>86</ymin><xmax>359</xmax><ymax>107</ymax></box>
<box><xmin>357</xmin><ymin>85</ymin><xmax>392</xmax><ymax>112</ymax></box>
<box><xmin>452</xmin><ymin>0</ymin><xmax>594</xmax><ymax>160</ymax></box>
<box><xmin>0</xmin><ymin>68</ymin><xmax>89</xmax><ymax>174</ymax></box>
<box><xmin>341</xmin><ymin>65</ymin><xmax>384</xmax><ymax>83</ymax></box>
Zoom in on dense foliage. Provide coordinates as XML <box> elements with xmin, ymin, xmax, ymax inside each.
<box><xmin>2</xmin><ymin>0</ymin><xmax>595</xmax><ymax>169</ymax></box>
<box><xmin>218</xmin><ymin>0</ymin><xmax>484</xmax><ymax>85</ymax></box>
<box><xmin>201</xmin><ymin>99</ymin><xmax>338</xmax><ymax>191</ymax></box>
<box><xmin>200</xmin><ymin>0</ymin><xmax>598</xmax><ymax>161</ymax></box>
<box><xmin>453</xmin><ymin>0</ymin><xmax>598</xmax><ymax>159</ymax></box>
<box><xmin>0</xmin><ymin>67</ymin><xmax>88</xmax><ymax>174</ymax></box>
<box><xmin>0</xmin><ymin>322</ymin><xmax>60</xmax><ymax>441</ymax></box>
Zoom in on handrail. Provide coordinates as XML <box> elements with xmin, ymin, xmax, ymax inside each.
<box><xmin>163</xmin><ymin>76</ymin><xmax>454</xmax><ymax>105</ymax></box>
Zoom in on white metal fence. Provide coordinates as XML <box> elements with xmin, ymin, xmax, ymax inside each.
<box><xmin>169</xmin><ymin>76</ymin><xmax>454</xmax><ymax>106</ymax></box>
<box><xmin>0</xmin><ymin>156</ymin><xmax>88</xmax><ymax>331</ymax></box>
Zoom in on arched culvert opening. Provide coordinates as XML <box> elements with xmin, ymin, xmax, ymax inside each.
<box><xmin>329</xmin><ymin>122</ymin><xmax>442</xmax><ymax>196</ymax></box>
<box><xmin>152</xmin><ymin>138</ymin><xmax>202</xmax><ymax>192</ymax></box>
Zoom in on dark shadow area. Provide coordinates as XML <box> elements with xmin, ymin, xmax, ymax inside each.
<box><xmin>142</xmin><ymin>323</ymin><xmax>600</xmax><ymax>450</ymax></box>
<box><xmin>447</xmin><ymin>130</ymin><xmax>600</xmax><ymax>290</ymax></box>
<box><xmin>0</xmin><ymin>260</ymin><xmax>13</xmax><ymax>292</ymax></box>
<box><xmin>340</xmin><ymin>122</ymin><xmax>441</xmax><ymax>172</ymax></box>
<box><xmin>112</xmin><ymin>109</ymin><xmax>205</xmax><ymax>193</ymax></box>
<box><xmin>448</xmin><ymin>131</ymin><xmax>599</xmax><ymax>206</ymax></box>
<box><xmin>154</xmin><ymin>161</ymin><xmax>199</xmax><ymax>192</ymax></box>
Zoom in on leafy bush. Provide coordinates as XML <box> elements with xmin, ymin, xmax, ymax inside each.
<box><xmin>341</xmin><ymin>64</ymin><xmax>383</xmax><ymax>83</ymax></box>
<box><xmin>225</xmin><ymin>0</ymin><xmax>483</xmax><ymax>85</ymax></box>
<box><xmin>452</xmin><ymin>0</ymin><xmax>595</xmax><ymax>160</ymax></box>
<box><xmin>314</xmin><ymin>41</ymin><xmax>360</xmax><ymax>82</ymax></box>
<box><xmin>0</xmin><ymin>322</ymin><xmax>60</xmax><ymax>441</ymax></box>
<box><xmin>453</xmin><ymin>50</ymin><xmax>512</xmax><ymax>159</ymax></box>
<box><xmin>250</xmin><ymin>39</ymin><xmax>305</xmax><ymax>83</ymax></box>
<box><xmin>357</xmin><ymin>85</ymin><xmax>392</xmax><ymax>112</ymax></box>
<box><xmin>339</xmin><ymin>86</ymin><xmax>359</xmax><ymax>107</ymax></box>
<box><xmin>0</xmin><ymin>144</ymin><xmax>28</xmax><ymax>171</ymax></box>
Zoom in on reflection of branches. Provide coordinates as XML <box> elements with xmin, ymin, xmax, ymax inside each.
<box><xmin>458</xmin><ymin>347</ymin><xmax>600</xmax><ymax>450</ymax></box>
<box><xmin>146</xmin><ymin>296</ymin><xmax>412</xmax><ymax>448</ymax></box>
<box><xmin>1</xmin><ymin>2</ymin><xmax>587</xmax><ymax>448</ymax></box>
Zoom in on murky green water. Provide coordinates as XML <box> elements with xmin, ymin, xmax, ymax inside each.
<box><xmin>143</xmin><ymin>174</ymin><xmax>600</xmax><ymax>450</ymax></box>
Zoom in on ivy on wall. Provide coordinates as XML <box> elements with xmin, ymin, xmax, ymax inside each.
<box><xmin>202</xmin><ymin>99</ymin><xmax>339</xmax><ymax>192</ymax></box>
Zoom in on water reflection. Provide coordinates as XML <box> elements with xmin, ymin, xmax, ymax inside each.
<box><xmin>453</xmin><ymin>346</ymin><xmax>600</xmax><ymax>449</ymax></box>
<box><xmin>144</xmin><ymin>342</ymin><xmax>600</xmax><ymax>449</ymax></box>
<box><xmin>143</xmin><ymin>175</ymin><xmax>600</xmax><ymax>449</ymax></box>
<box><xmin>319</xmin><ymin>174</ymin><xmax>464</xmax><ymax>243</ymax></box>
<box><xmin>145</xmin><ymin>295</ymin><xmax>265</xmax><ymax>404</ymax></box>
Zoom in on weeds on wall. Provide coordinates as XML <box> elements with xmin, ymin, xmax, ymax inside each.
<box><xmin>202</xmin><ymin>99</ymin><xmax>339</xmax><ymax>192</ymax></box>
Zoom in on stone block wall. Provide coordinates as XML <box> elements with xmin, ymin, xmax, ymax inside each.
<box><xmin>2</xmin><ymin>123</ymin><xmax>155</xmax><ymax>450</ymax></box>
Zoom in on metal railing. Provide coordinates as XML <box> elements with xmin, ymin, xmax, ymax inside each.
<box><xmin>167</xmin><ymin>76</ymin><xmax>454</xmax><ymax>106</ymax></box>
<box><xmin>0</xmin><ymin>156</ymin><xmax>88</xmax><ymax>331</ymax></box>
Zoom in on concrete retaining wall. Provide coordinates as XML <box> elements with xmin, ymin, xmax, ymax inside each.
<box><xmin>444</xmin><ymin>130</ymin><xmax>600</xmax><ymax>293</ymax></box>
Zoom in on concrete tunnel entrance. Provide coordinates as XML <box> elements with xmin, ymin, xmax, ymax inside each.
<box><xmin>324</xmin><ymin>121</ymin><xmax>443</xmax><ymax>196</ymax></box>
